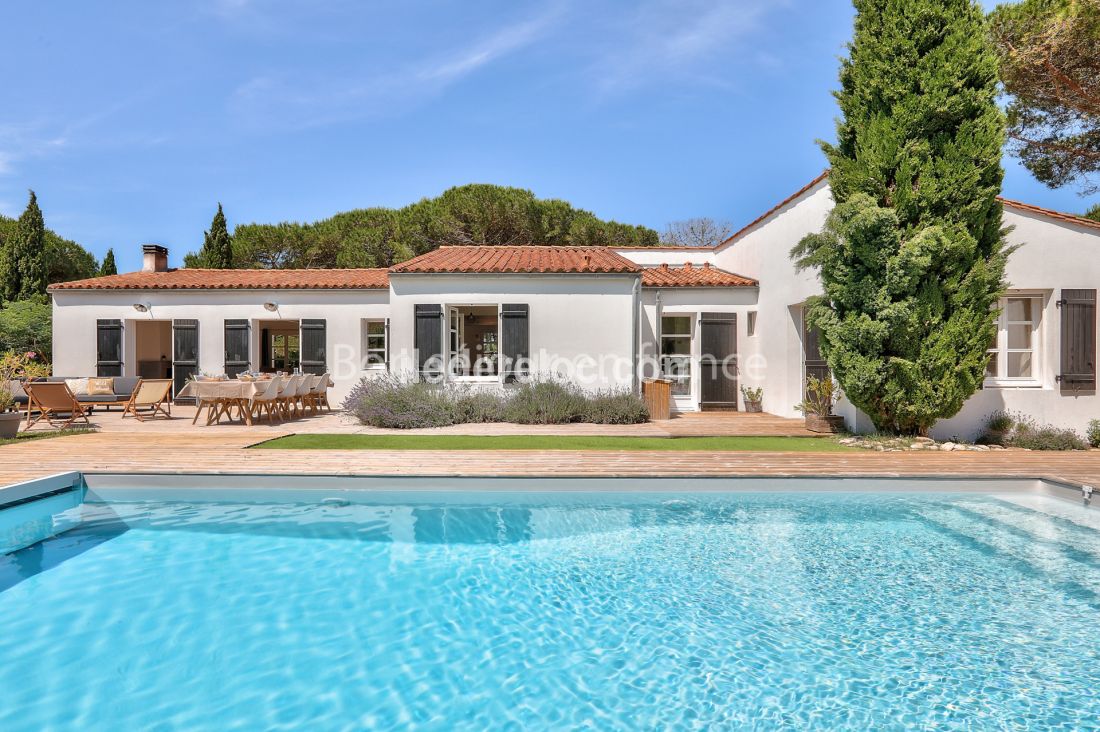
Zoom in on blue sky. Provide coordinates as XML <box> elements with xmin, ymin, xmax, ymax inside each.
<box><xmin>1</xmin><ymin>0</ymin><xmax>1091</xmax><ymax>272</ymax></box>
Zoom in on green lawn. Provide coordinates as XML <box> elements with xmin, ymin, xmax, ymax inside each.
<box><xmin>253</xmin><ymin>434</ymin><xmax>857</xmax><ymax>452</ymax></box>
<box><xmin>0</xmin><ymin>428</ymin><xmax>95</xmax><ymax>448</ymax></box>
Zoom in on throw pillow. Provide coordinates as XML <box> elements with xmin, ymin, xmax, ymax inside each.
<box><xmin>87</xmin><ymin>378</ymin><xmax>114</xmax><ymax>396</ymax></box>
<box><xmin>64</xmin><ymin>378</ymin><xmax>89</xmax><ymax>395</ymax></box>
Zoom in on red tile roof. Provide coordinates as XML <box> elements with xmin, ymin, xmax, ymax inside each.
<box><xmin>389</xmin><ymin>245</ymin><xmax>641</xmax><ymax>274</ymax></box>
<box><xmin>641</xmin><ymin>263</ymin><xmax>757</xmax><ymax>287</ymax></box>
<box><xmin>48</xmin><ymin>268</ymin><xmax>390</xmax><ymax>291</ymax></box>
<box><xmin>998</xmin><ymin>197</ymin><xmax>1100</xmax><ymax>232</ymax></box>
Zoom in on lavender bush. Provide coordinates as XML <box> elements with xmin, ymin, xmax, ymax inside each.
<box><xmin>343</xmin><ymin>375</ymin><xmax>649</xmax><ymax>428</ymax></box>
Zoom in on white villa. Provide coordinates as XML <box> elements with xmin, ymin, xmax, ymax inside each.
<box><xmin>48</xmin><ymin>172</ymin><xmax>1100</xmax><ymax>439</ymax></box>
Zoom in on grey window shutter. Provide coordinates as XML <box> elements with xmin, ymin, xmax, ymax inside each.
<box><xmin>172</xmin><ymin>319</ymin><xmax>199</xmax><ymax>400</ymax></box>
<box><xmin>501</xmin><ymin>303</ymin><xmax>529</xmax><ymax>383</ymax></box>
<box><xmin>1059</xmin><ymin>289</ymin><xmax>1096</xmax><ymax>392</ymax></box>
<box><xmin>414</xmin><ymin>305</ymin><xmax>444</xmax><ymax>381</ymax></box>
<box><xmin>384</xmin><ymin>318</ymin><xmax>391</xmax><ymax>371</ymax></box>
<box><xmin>96</xmin><ymin>319</ymin><xmax>123</xmax><ymax>377</ymax></box>
<box><xmin>300</xmin><ymin>319</ymin><xmax>327</xmax><ymax>375</ymax></box>
<box><xmin>224</xmin><ymin>319</ymin><xmax>250</xmax><ymax>378</ymax></box>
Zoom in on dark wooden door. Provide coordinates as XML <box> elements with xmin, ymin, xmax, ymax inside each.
<box><xmin>700</xmin><ymin>313</ymin><xmax>737</xmax><ymax>410</ymax></box>
<box><xmin>173</xmin><ymin>319</ymin><xmax>199</xmax><ymax>401</ymax></box>
<box><xmin>803</xmin><ymin>314</ymin><xmax>829</xmax><ymax>395</ymax></box>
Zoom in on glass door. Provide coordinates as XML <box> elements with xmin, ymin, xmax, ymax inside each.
<box><xmin>660</xmin><ymin>315</ymin><xmax>693</xmax><ymax>398</ymax></box>
<box><xmin>448</xmin><ymin>307</ymin><xmax>465</xmax><ymax>377</ymax></box>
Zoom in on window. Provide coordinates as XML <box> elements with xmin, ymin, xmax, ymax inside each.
<box><xmin>269</xmin><ymin>333</ymin><xmax>299</xmax><ymax>371</ymax></box>
<box><xmin>747</xmin><ymin>311</ymin><xmax>757</xmax><ymax>337</ymax></box>
<box><xmin>987</xmin><ymin>295</ymin><xmax>1042</xmax><ymax>384</ymax></box>
<box><xmin>447</xmin><ymin>305</ymin><xmax>500</xmax><ymax>378</ymax></box>
<box><xmin>661</xmin><ymin>315</ymin><xmax>692</xmax><ymax>396</ymax></box>
<box><xmin>363</xmin><ymin>320</ymin><xmax>386</xmax><ymax>368</ymax></box>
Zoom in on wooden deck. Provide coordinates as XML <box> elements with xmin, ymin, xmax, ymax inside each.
<box><xmin>3</xmin><ymin>431</ymin><xmax>1100</xmax><ymax>489</ymax></box>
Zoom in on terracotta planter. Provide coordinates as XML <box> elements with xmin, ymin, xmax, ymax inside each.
<box><xmin>0</xmin><ymin>411</ymin><xmax>21</xmax><ymax>439</ymax></box>
<box><xmin>805</xmin><ymin>414</ymin><xmax>845</xmax><ymax>434</ymax></box>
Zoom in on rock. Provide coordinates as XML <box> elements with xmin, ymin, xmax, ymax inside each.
<box><xmin>941</xmin><ymin>442</ymin><xmax>957</xmax><ymax>452</ymax></box>
<box><xmin>914</xmin><ymin>437</ymin><xmax>935</xmax><ymax>443</ymax></box>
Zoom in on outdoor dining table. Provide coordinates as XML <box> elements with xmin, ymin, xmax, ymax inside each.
<box><xmin>176</xmin><ymin>379</ymin><xmax>271</xmax><ymax>426</ymax></box>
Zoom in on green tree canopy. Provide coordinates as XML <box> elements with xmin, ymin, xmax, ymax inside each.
<box><xmin>186</xmin><ymin>184</ymin><xmax>659</xmax><ymax>269</ymax></box>
<box><xmin>1085</xmin><ymin>203</ymin><xmax>1100</xmax><ymax>221</ymax></box>
<box><xmin>184</xmin><ymin>203</ymin><xmax>233</xmax><ymax>268</ymax></box>
<box><xmin>792</xmin><ymin>0</ymin><xmax>1009</xmax><ymax>435</ymax></box>
<box><xmin>988</xmin><ymin>0</ymin><xmax>1100</xmax><ymax>194</ymax></box>
<box><xmin>0</xmin><ymin>201</ymin><xmax>97</xmax><ymax>298</ymax></box>
<box><xmin>0</xmin><ymin>191</ymin><xmax>49</xmax><ymax>302</ymax></box>
<box><xmin>0</xmin><ymin>299</ymin><xmax>52</xmax><ymax>361</ymax></box>
<box><xmin>99</xmin><ymin>248</ymin><xmax>118</xmax><ymax>276</ymax></box>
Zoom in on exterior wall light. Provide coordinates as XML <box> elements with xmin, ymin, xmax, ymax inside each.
<box><xmin>263</xmin><ymin>302</ymin><xmax>279</xmax><ymax>312</ymax></box>
<box><xmin>133</xmin><ymin>303</ymin><xmax>149</xmax><ymax>313</ymax></box>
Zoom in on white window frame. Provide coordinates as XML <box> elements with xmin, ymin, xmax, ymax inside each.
<box><xmin>446</xmin><ymin>304</ymin><xmax>501</xmax><ymax>383</ymax></box>
<box><xmin>985</xmin><ymin>293</ymin><xmax>1043</xmax><ymax>388</ymax></box>
<box><xmin>660</xmin><ymin>315</ymin><xmax>694</xmax><ymax>398</ymax></box>
<box><xmin>362</xmin><ymin>319</ymin><xmax>387</xmax><ymax>370</ymax></box>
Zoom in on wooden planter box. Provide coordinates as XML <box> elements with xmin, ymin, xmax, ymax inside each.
<box><xmin>642</xmin><ymin>379</ymin><xmax>672</xmax><ymax>421</ymax></box>
<box><xmin>805</xmin><ymin>414</ymin><xmax>845</xmax><ymax>433</ymax></box>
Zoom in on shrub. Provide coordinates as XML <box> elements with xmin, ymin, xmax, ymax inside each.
<box><xmin>583</xmin><ymin>389</ymin><xmax>649</xmax><ymax>425</ymax></box>
<box><xmin>1088</xmin><ymin>419</ymin><xmax>1100</xmax><ymax>449</ymax></box>
<box><xmin>503</xmin><ymin>379</ymin><xmax>587</xmax><ymax>424</ymax></box>
<box><xmin>452</xmin><ymin>388</ymin><xmax>507</xmax><ymax>424</ymax></box>
<box><xmin>1008</xmin><ymin>425</ymin><xmax>1088</xmax><ymax>451</ymax></box>
<box><xmin>342</xmin><ymin>375</ymin><xmax>455</xmax><ymax>429</ymax></box>
<box><xmin>979</xmin><ymin>411</ymin><xmax>1087</xmax><ymax>451</ymax></box>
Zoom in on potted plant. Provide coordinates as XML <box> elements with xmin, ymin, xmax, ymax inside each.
<box><xmin>0</xmin><ymin>351</ymin><xmax>49</xmax><ymax>439</ymax></box>
<box><xmin>741</xmin><ymin>385</ymin><xmax>764</xmax><ymax>413</ymax></box>
<box><xmin>796</xmin><ymin>375</ymin><xmax>845</xmax><ymax>433</ymax></box>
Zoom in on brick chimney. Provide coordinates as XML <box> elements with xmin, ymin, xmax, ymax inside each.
<box><xmin>142</xmin><ymin>244</ymin><xmax>169</xmax><ymax>273</ymax></box>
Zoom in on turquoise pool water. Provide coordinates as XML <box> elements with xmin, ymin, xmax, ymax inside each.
<box><xmin>2</xmin><ymin>490</ymin><xmax>1099</xmax><ymax>730</ymax></box>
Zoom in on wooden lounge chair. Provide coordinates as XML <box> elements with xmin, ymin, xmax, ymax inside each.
<box><xmin>121</xmin><ymin>379</ymin><xmax>173</xmax><ymax>421</ymax></box>
<box><xmin>23</xmin><ymin>381</ymin><xmax>92</xmax><ymax>430</ymax></box>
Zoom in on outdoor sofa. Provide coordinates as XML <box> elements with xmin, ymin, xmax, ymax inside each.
<box><xmin>7</xmin><ymin>376</ymin><xmax>142</xmax><ymax>412</ymax></box>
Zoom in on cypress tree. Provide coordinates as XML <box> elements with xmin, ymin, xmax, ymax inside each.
<box><xmin>0</xmin><ymin>190</ymin><xmax>49</xmax><ymax>302</ymax></box>
<box><xmin>792</xmin><ymin>0</ymin><xmax>1008</xmax><ymax>435</ymax></box>
<box><xmin>188</xmin><ymin>203</ymin><xmax>233</xmax><ymax>269</ymax></box>
<box><xmin>99</xmin><ymin>248</ymin><xmax>118</xmax><ymax>276</ymax></box>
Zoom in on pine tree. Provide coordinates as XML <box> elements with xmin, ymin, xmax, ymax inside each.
<box><xmin>99</xmin><ymin>248</ymin><xmax>118</xmax><ymax>276</ymax></box>
<box><xmin>186</xmin><ymin>204</ymin><xmax>233</xmax><ymax>269</ymax></box>
<box><xmin>792</xmin><ymin>0</ymin><xmax>1009</xmax><ymax>435</ymax></box>
<box><xmin>0</xmin><ymin>190</ymin><xmax>49</xmax><ymax>302</ymax></box>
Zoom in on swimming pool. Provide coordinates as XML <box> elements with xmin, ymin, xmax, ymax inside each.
<box><xmin>2</xmin><ymin>482</ymin><xmax>1099</xmax><ymax>729</ymax></box>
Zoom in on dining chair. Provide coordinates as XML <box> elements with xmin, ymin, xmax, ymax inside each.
<box><xmin>248</xmin><ymin>375</ymin><xmax>284</xmax><ymax>423</ymax></box>
<box><xmin>277</xmin><ymin>374</ymin><xmax>302</xmax><ymax>420</ymax></box>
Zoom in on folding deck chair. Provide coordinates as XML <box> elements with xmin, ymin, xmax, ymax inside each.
<box><xmin>23</xmin><ymin>381</ymin><xmax>92</xmax><ymax>429</ymax></box>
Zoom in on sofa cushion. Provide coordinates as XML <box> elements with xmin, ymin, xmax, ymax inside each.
<box><xmin>112</xmin><ymin>377</ymin><xmax>141</xmax><ymax>397</ymax></box>
<box><xmin>76</xmin><ymin>394</ymin><xmax>118</xmax><ymax>403</ymax></box>
<box><xmin>65</xmin><ymin>378</ymin><xmax>89</xmax><ymax>396</ymax></box>
<box><xmin>87</xmin><ymin>377</ymin><xmax>114</xmax><ymax>396</ymax></box>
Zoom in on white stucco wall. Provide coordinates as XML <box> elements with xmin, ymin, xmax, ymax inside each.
<box><xmin>638</xmin><ymin>287</ymin><xmax>759</xmax><ymax>411</ymax></box>
<box><xmin>611</xmin><ymin>248</ymin><xmax>716</xmax><ymax>267</ymax></box>
<box><xmin>387</xmin><ymin>273</ymin><xmax>639</xmax><ymax>391</ymax></box>
<box><xmin>51</xmin><ymin>289</ymin><xmax>389</xmax><ymax>403</ymax></box>
<box><xmin>701</xmin><ymin>179</ymin><xmax>1100</xmax><ymax>438</ymax></box>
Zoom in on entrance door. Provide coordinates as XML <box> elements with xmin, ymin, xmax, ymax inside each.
<box><xmin>172</xmin><ymin>319</ymin><xmax>199</xmax><ymax>402</ymax></box>
<box><xmin>802</xmin><ymin>313</ymin><xmax>829</xmax><ymax>395</ymax></box>
<box><xmin>700</xmin><ymin>312</ymin><xmax>737</xmax><ymax>410</ymax></box>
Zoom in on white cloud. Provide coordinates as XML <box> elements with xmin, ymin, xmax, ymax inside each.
<box><xmin>229</xmin><ymin>9</ymin><xmax>562</xmax><ymax>130</ymax></box>
<box><xmin>592</xmin><ymin>0</ymin><xmax>790</xmax><ymax>93</ymax></box>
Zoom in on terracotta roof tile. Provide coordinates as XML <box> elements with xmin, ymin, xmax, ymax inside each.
<box><xmin>641</xmin><ymin>263</ymin><xmax>757</xmax><ymax>287</ymax></box>
<box><xmin>997</xmin><ymin>197</ymin><xmax>1100</xmax><ymax>232</ymax></box>
<box><xmin>389</xmin><ymin>245</ymin><xmax>641</xmax><ymax>274</ymax></box>
<box><xmin>48</xmin><ymin>268</ymin><xmax>390</xmax><ymax>291</ymax></box>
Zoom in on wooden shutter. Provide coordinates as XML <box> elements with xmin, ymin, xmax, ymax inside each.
<box><xmin>223</xmin><ymin>319</ymin><xmax>250</xmax><ymax>378</ymax></box>
<box><xmin>700</xmin><ymin>312</ymin><xmax>737</xmax><ymax>409</ymax></box>
<box><xmin>414</xmin><ymin>305</ymin><xmax>444</xmax><ymax>381</ymax></box>
<box><xmin>384</xmin><ymin>318</ymin><xmax>391</xmax><ymax>371</ymax></box>
<box><xmin>172</xmin><ymin>319</ymin><xmax>199</xmax><ymax>401</ymax></box>
<box><xmin>300</xmin><ymin>319</ymin><xmax>327</xmax><ymax>375</ymax></box>
<box><xmin>803</xmin><ymin>316</ymin><xmax>829</xmax><ymax>396</ymax></box>
<box><xmin>501</xmin><ymin>304</ymin><xmax>530</xmax><ymax>383</ymax></box>
<box><xmin>1059</xmin><ymin>289</ymin><xmax>1096</xmax><ymax>391</ymax></box>
<box><xmin>96</xmin><ymin>319</ymin><xmax>123</xmax><ymax>377</ymax></box>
